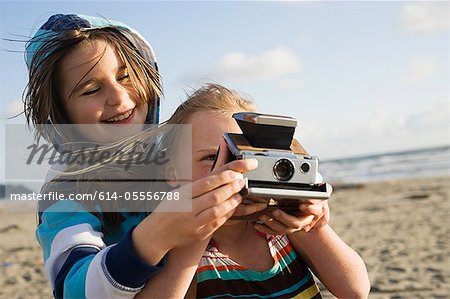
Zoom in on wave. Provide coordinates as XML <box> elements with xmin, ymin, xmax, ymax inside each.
<box><xmin>320</xmin><ymin>145</ymin><xmax>450</xmax><ymax>183</ymax></box>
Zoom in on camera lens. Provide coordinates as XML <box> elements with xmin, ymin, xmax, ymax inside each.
<box><xmin>273</xmin><ymin>158</ymin><xmax>295</xmax><ymax>181</ymax></box>
<box><xmin>300</xmin><ymin>162</ymin><xmax>310</xmax><ymax>173</ymax></box>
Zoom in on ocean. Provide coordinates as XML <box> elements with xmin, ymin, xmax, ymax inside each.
<box><xmin>319</xmin><ymin>145</ymin><xmax>450</xmax><ymax>184</ymax></box>
<box><xmin>2</xmin><ymin>145</ymin><xmax>449</xmax><ymax>199</ymax></box>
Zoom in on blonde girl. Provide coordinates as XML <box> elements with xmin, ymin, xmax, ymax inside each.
<box><xmin>138</xmin><ymin>84</ymin><xmax>370</xmax><ymax>299</ymax></box>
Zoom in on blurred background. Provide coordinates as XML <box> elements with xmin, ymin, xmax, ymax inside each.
<box><xmin>0</xmin><ymin>2</ymin><xmax>449</xmax><ymax>298</ymax></box>
<box><xmin>1</xmin><ymin>1</ymin><xmax>449</xmax><ymax>184</ymax></box>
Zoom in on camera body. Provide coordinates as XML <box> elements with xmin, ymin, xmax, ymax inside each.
<box><xmin>224</xmin><ymin>112</ymin><xmax>332</xmax><ymax>215</ymax></box>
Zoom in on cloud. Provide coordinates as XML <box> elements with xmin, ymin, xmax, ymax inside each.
<box><xmin>398</xmin><ymin>3</ymin><xmax>449</xmax><ymax>34</ymax></box>
<box><xmin>360</xmin><ymin>102</ymin><xmax>449</xmax><ymax>138</ymax></box>
<box><xmin>300</xmin><ymin>101</ymin><xmax>450</xmax><ymax>159</ymax></box>
<box><xmin>405</xmin><ymin>56</ymin><xmax>437</xmax><ymax>83</ymax></box>
<box><xmin>213</xmin><ymin>47</ymin><xmax>302</xmax><ymax>81</ymax></box>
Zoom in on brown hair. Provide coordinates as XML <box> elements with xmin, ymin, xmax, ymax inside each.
<box><xmin>24</xmin><ymin>28</ymin><xmax>162</xmax><ymax>137</ymax></box>
<box><xmin>49</xmin><ymin>83</ymin><xmax>256</xmax><ymax>229</ymax></box>
<box><xmin>167</xmin><ymin>83</ymin><xmax>257</xmax><ymax>125</ymax></box>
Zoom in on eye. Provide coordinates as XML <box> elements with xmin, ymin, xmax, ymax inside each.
<box><xmin>202</xmin><ymin>154</ymin><xmax>217</xmax><ymax>162</ymax></box>
<box><xmin>81</xmin><ymin>88</ymin><xmax>100</xmax><ymax>96</ymax></box>
<box><xmin>118</xmin><ymin>73</ymin><xmax>130</xmax><ymax>82</ymax></box>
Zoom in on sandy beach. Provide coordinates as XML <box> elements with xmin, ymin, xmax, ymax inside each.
<box><xmin>0</xmin><ymin>176</ymin><xmax>449</xmax><ymax>298</ymax></box>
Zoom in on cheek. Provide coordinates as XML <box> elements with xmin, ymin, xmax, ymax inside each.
<box><xmin>65</xmin><ymin>100</ymin><xmax>103</xmax><ymax>123</ymax></box>
<box><xmin>134</xmin><ymin>102</ymin><xmax>148</xmax><ymax>124</ymax></box>
<box><xmin>192</xmin><ymin>164</ymin><xmax>213</xmax><ymax>181</ymax></box>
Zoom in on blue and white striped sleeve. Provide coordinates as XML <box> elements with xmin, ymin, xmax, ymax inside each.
<box><xmin>36</xmin><ymin>201</ymin><xmax>166</xmax><ymax>298</ymax></box>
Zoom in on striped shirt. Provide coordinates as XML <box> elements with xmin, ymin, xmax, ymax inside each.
<box><xmin>196</xmin><ymin>234</ymin><xmax>322</xmax><ymax>299</ymax></box>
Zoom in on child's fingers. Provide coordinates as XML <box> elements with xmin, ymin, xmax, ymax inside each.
<box><xmin>270</xmin><ymin>210</ymin><xmax>315</xmax><ymax>231</ymax></box>
<box><xmin>233</xmin><ymin>202</ymin><xmax>268</xmax><ymax>217</ymax></box>
<box><xmin>307</xmin><ymin>205</ymin><xmax>331</xmax><ymax>232</ymax></box>
<box><xmin>299</xmin><ymin>201</ymin><xmax>324</xmax><ymax>216</ymax></box>
<box><xmin>197</xmin><ymin>204</ymin><xmax>238</xmax><ymax>239</ymax></box>
<box><xmin>253</xmin><ymin>223</ymin><xmax>278</xmax><ymax>236</ymax></box>
<box><xmin>192</xmin><ymin>177</ymin><xmax>246</xmax><ymax>214</ymax></box>
<box><xmin>256</xmin><ymin>216</ymin><xmax>293</xmax><ymax>234</ymax></box>
<box><xmin>211</xmin><ymin>157</ymin><xmax>258</xmax><ymax>176</ymax></box>
<box><xmin>196</xmin><ymin>193</ymin><xmax>242</xmax><ymax>229</ymax></box>
<box><xmin>191</xmin><ymin>170</ymin><xmax>243</xmax><ymax>198</ymax></box>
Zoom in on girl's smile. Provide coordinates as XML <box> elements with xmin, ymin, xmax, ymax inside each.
<box><xmin>102</xmin><ymin>107</ymin><xmax>135</xmax><ymax>124</ymax></box>
<box><xmin>58</xmin><ymin>39</ymin><xmax>148</xmax><ymax>126</ymax></box>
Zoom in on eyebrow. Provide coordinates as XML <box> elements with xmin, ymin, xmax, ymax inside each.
<box><xmin>70</xmin><ymin>80</ymin><xmax>96</xmax><ymax>97</ymax></box>
<box><xmin>196</xmin><ymin>147</ymin><xmax>218</xmax><ymax>155</ymax></box>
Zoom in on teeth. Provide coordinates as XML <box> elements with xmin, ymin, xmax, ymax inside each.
<box><xmin>105</xmin><ymin>109</ymin><xmax>133</xmax><ymax>122</ymax></box>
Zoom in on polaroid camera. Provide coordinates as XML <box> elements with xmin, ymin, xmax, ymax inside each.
<box><xmin>224</xmin><ymin>112</ymin><xmax>332</xmax><ymax>218</ymax></box>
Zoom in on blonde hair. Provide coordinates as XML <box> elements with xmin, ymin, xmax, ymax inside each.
<box><xmin>167</xmin><ymin>83</ymin><xmax>257</xmax><ymax>125</ymax></box>
<box><xmin>47</xmin><ymin>83</ymin><xmax>255</xmax><ymax>226</ymax></box>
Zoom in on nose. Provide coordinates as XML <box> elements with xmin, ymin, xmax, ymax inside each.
<box><xmin>106</xmin><ymin>82</ymin><xmax>131</xmax><ymax>106</ymax></box>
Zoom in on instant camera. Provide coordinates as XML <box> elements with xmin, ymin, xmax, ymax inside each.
<box><xmin>224</xmin><ymin>112</ymin><xmax>332</xmax><ymax>219</ymax></box>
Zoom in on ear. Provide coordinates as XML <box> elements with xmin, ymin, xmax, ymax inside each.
<box><xmin>165</xmin><ymin>165</ymin><xmax>180</xmax><ymax>188</ymax></box>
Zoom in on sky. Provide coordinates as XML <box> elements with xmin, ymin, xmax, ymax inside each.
<box><xmin>0</xmin><ymin>1</ymin><xmax>449</xmax><ymax>182</ymax></box>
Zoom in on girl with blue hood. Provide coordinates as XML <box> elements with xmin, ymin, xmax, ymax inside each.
<box><xmin>26</xmin><ymin>14</ymin><xmax>260</xmax><ymax>298</ymax></box>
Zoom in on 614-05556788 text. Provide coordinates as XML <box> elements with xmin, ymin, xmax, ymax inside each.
<box><xmin>97</xmin><ymin>191</ymin><xmax>180</xmax><ymax>201</ymax></box>
<box><xmin>9</xmin><ymin>191</ymin><xmax>180</xmax><ymax>201</ymax></box>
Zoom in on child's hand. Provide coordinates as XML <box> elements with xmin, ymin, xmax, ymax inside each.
<box><xmin>166</xmin><ymin>170</ymin><xmax>246</xmax><ymax>246</ymax></box>
<box><xmin>299</xmin><ymin>199</ymin><xmax>330</xmax><ymax>232</ymax></box>
<box><xmin>134</xmin><ymin>145</ymin><xmax>260</xmax><ymax>264</ymax></box>
<box><xmin>163</xmin><ymin>161</ymin><xmax>258</xmax><ymax>247</ymax></box>
<box><xmin>253</xmin><ymin>200</ymin><xmax>330</xmax><ymax>235</ymax></box>
<box><xmin>134</xmin><ymin>165</ymin><xmax>253</xmax><ymax>265</ymax></box>
<box><xmin>210</xmin><ymin>139</ymin><xmax>267</xmax><ymax>217</ymax></box>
